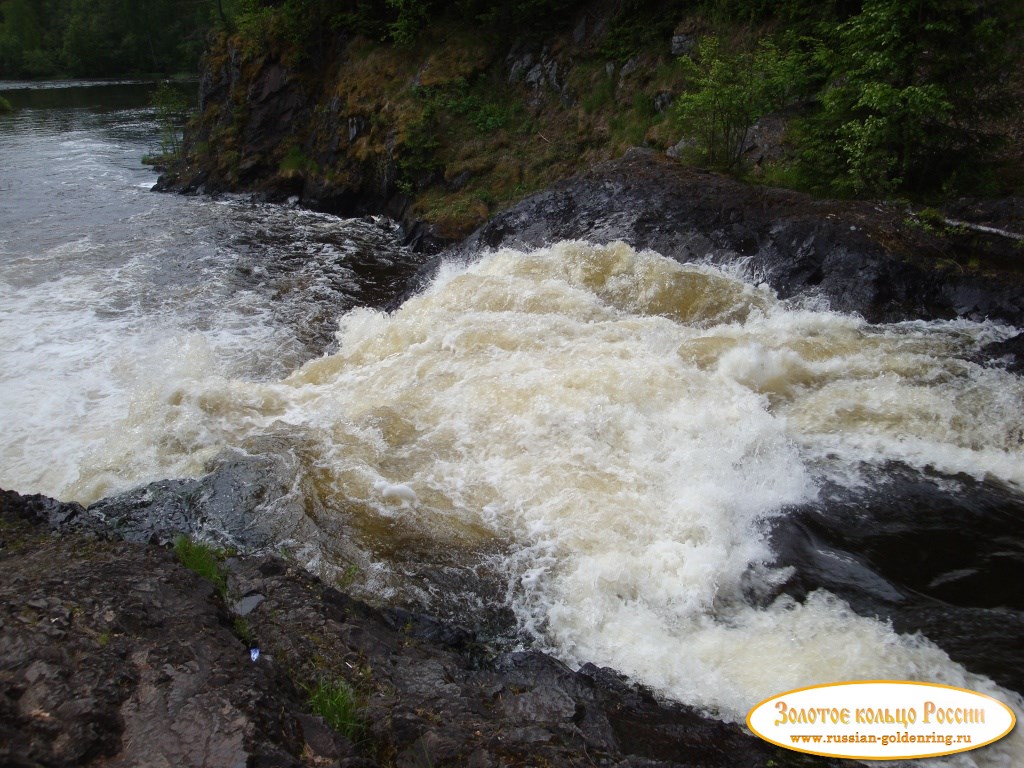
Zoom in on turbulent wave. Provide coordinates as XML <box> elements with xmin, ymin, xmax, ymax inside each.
<box><xmin>5</xmin><ymin>201</ymin><xmax>1023</xmax><ymax>762</ymax></box>
<box><xmin>20</xmin><ymin>239</ymin><xmax>1018</xmax><ymax>763</ymax></box>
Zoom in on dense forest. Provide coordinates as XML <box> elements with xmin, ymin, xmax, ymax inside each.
<box><xmin>0</xmin><ymin>0</ymin><xmax>239</xmax><ymax>77</ymax></box>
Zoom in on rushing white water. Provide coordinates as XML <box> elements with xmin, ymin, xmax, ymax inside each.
<box><xmin>0</xmin><ymin>82</ymin><xmax>418</xmax><ymax>500</ymax></box>
<box><xmin>23</xmin><ymin>239</ymin><xmax>1017</xmax><ymax>764</ymax></box>
<box><xmin>3</xmin><ymin>84</ymin><xmax>1022</xmax><ymax>766</ymax></box>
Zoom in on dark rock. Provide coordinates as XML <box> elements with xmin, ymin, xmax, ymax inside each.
<box><xmin>671</xmin><ymin>33</ymin><xmax>696</xmax><ymax>57</ymax></box>
<box><xmin>573</xmin><ymin>17</ymin><xmax>587</xmax><ymax>45</ymax></box>
<box><xmin>295</xmin><ymin>713</ymin><xmax>355</xmax><ymax>759</ymax></box>
<box><xmin>654</xmin><ymin>90</ymin><xmax>674</xmax><ymax>113</ymax></box>
<box><xmin>770</xmin><ymin>468</ymin><xmax>1024</xmax><ymax>694</ymax></box>
<box><xmin>0</xmin><ymin>502</ymin><xmax>305</xmax><ymax>768</ymax></box>
<box><xmin>978</xmin><ymin>332</ymin><xmax>1024</xmax><ymax>372</ymax></box>
<box><xmin>1</xmin><ymin>488</ymin><xmax>843</xmax><ymax>768</ymax></box>
<box><xmin>448</xmin><ymin>150</ymin><xmax>1024</xmax><ymax>327</ymax></box>
<box><xmin>235</xmin><ymin>593</ymin><xmax>266</xmax><ymax>616</ymax></box>
<box><xmin>506</xmin><ymin>47</ymin><xmax>534</xmax><ymax>84</ymax></box>
<box><xmin>507</xmin><ymin>45</ymin><xmax>566</xmax><ymax>108</ymax></box>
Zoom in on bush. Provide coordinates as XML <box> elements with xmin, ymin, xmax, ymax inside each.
<box><xmin>672</xmin><ymin>36</ymin><xmax>806</xmax><ymax>173</ymax></box>
<box><xmin>386</xmin><ymin>0</ymin><xmax>431</xmax><ymax>44</ymax></box>
<box><xmin>150</xmin><ymin>81</ymin><xmax>190</xmax><ymax>160</ymax></box>
<box><xmin>802</xmin><ymin>0</ymin><xmax>1020</xmax><ymax>197</ymax></box>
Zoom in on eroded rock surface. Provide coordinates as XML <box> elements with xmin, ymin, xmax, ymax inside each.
<box><xmin>1</xmin><ymin>489</ymin><xmax>839</xmax><ymax>767</ymax></box>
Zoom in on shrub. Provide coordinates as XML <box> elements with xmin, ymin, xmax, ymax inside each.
<box><xmin>150</xmin><ymin>81</ymin><xmax>189</xmax><ymax>160</ymax></box>
<box><xmin>802</xmin><ymin>0</ymin><xmax>1021</xmax><ymax>197</ymax></box>
<box><xmin>672</xmin><ymin>36</ymin><xmax>806</xmax><ymax>173</ymax></box>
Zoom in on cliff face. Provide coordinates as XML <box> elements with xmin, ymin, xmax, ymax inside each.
<box><xmin>157</xmin><ymin>5</ymin><xmax>695</xmax><ymax>246</ymax></box>
<box><xmin>155</xmin><ymin>0</ymin><xmax>1024</xmax><ymax>254</ymax></box>
<box><xmin>156</xmin><ymin>4</ymin><xmax>1024</xmax><ymax>294</ymax></box>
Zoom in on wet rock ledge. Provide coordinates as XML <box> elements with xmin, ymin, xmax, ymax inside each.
<box><xmin>0</xmin><ymin>489</ymin><xmax>837</xmax><ymax>768</ymax></box>
<box><xmin>446</xmin><ymin>149</ymin><xmax>1024</xmax><ymax>328</ymax></box>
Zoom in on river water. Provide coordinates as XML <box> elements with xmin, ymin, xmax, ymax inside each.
<box><xmin>2</xmin><ymin>81</ymin><xmax>1023</xmax><ymax>765</ymax></box>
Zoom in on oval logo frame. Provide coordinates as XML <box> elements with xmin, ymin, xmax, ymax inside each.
<box><xmin>746</xmin><ymin>680</ymin><xmax>1016</xmax><ymax>761</ymax></box>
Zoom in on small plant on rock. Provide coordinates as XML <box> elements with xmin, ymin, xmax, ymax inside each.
<box><xmin>149</xmin><ymin>81</ymin><xmax>189</xmax><ymax>162</ymax></box>
<box><xmin>308</xmin><ymin>678</ymin><xmax>365</xmax><ymax>741</ymax></box>
<box><xmin>173</xmin><ymin>535</ymin><xmax>228</xmax><ymax>597</ymax></box>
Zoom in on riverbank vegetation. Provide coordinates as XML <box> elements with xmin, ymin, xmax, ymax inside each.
<box><xmin>155</xmin><ymin>0</ymin><xmax>1022</xmax><ymax>236</ymax></box>
<box><xmin>0</xmin><ymin>0</ymin><xmax>245</xmax><ymax>77</ymax></box>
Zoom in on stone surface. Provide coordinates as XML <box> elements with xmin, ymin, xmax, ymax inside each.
<box><xmin>0</xmin><ymin>489</ymin><xmax>843</xmax><ymax>767</ymax></box>
<box><xmin>446</xmin><ymin>149</ymin><xmax>1024</xmax><ymax>328</ymax></box>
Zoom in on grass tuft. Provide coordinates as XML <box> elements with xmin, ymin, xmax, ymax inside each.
<box><xmin>173</xmin><ymin>535</ymin><xmax>228</xmax><ymax>596</ymax></box>
<box><xmin>308</xmin><ymin>679</ymin><xmax>365</xmax><ymax>741</ymax></box>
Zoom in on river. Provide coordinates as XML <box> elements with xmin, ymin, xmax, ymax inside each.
<box><xmin>1</xmin><ymin>80</ymin><xmax>1022</xmax><ymax>766</ymax></box>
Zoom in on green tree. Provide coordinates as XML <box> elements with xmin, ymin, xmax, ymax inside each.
<box><xmin>0</xmin><ymin>0</ymin><xmax>229</xmax><ymax>78</ymax></box>
<box><xmin>672</xmin><ymin>36</ymin><xmax>806</xmax><ymax>173</ymax></box>
<box><xmin>150</xmin><ymin>80</ymin><xmax>189</xmax><ymax>158</ymax></box>
<box><xmin>807</xmin><ymin>0</ymin><xmax>1020</xmax><ymax>196</ymax></box>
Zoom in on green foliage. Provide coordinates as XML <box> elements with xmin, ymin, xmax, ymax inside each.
<box><xmin>279</xmin><ymin>144</ymin><xmax>315</xmax><ymax>174</ymax></box>
<box><xmin>696</xmin><ymin>0</ymin><xmax>855</xmax><ymax>25</ymax></box>
<box><xmin>173</xmin><ymin>535</ymin><xmax>228</xmax><ymax>596</ymax></box>
<box><xmin>229</xmin><ymin>0</ymin><xmax>587</xmax><ymax>48</ymax></box>
<box><xmin>232</xmin><ymin>616</ymin><xmax>256</xmax><ymax>645</ymax></box>
<box><xmin>454</xmin><ymin>0</ymin><xmax>586</xmax><ymax>30</ymax></box>
<box><xmin>0</xmin><ymin>95</ymin><xmax>12</xmax><ymax>113</ymax></box>
<box><xmin>672</xmin><ymin>36</ymin><xmax>806</xmax><ymax>172</ymax></box>
<box><xmin>754</xmin><ymin>160</ymin><xmax>806</xmax><ymax>190</ymax></box>
<box><xmin>397</xmin><ymin>109</ymin><xmax>442</xmax><ymax>185</ymax></box>
<box><xmin>385</xmin><ymin>0</ymin><xmax>430</xmax><ymax>45</ymax></box>
<box><xmin>150</xmin><ymin>81</ymin><xmax>190</xmax><ymax>160</ymax></box>
<box><xmin>800</xmin><ymin>0</ymin><xmax>1020</xmax><ymax>197</ymax></box>
<box><xmin>0</xmin><ymin>0</ymin><xmax>231</xmax><ymax>78</ymax></box>
<box><xmin>336</xmin><ymin>563</ymin><xmax>361</xmax><ymax>590</ymax></box>
<box><xmin>599</xmin><ymin>16</ymin><xmax>650</xmax><ymax>63</ymax></box>
<box><xmin>581</xmin><ymin>72</ymin><xmax>615</xmax><ymax>114</ymax></box>
<box><xmin>418</xmin><ymin>78</ymin><xmax>516</xmax><ymax>131</ymax></box>
<box><xmin>308</xmin><ymin>679</ymin><xmax>365</xmax><ymax>740</ymax></box>
<box><xmin>597</xmin><ymin>1</ymin><xmax>678</xmax><ymax>63</ymax></box>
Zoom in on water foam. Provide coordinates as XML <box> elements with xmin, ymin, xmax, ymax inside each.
<box><xmin>8</xmin><ymin>238</ymin><xmax>1023</xmax><ymax>764</ymax></box>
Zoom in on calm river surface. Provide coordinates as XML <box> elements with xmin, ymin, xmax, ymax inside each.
<box><xmin>1</xmin><ymin>80</ymin><xmax>1022</xmax><ymax>766</ymax></box>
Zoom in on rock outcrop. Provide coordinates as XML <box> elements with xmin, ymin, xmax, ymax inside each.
<box><xmin>447</xmin><ymin>149</ymin><xmax>1024</xmax><ymax>327</ymax></box>
<box><xmin>1</xmin><ymin>489</ymin><xmax>841</xmax><ymax>767</ymax></box>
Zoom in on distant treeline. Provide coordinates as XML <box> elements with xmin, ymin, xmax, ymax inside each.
<box><xmin>0</xmin><ymin>0</ymin><xmax>244</xmax><ymax>77</ymax></box>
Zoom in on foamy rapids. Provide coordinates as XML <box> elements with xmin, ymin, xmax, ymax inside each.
<box><xmin>5</xmin><ymin>241</ymin><xmax>1023</xmax><ymax>765</ymax></box>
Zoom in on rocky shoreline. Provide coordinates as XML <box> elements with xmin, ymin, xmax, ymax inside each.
<box><xmin>165</xmin><ymin>148</ymin><xmax>1024</xmax><ymax>360</ymax></box>
<box><xmin>1</xmin><ymin>488</ymin><xmax>841</xmax><ymax>767</ymax></box>
<box><xmin>444</xmin><ymin>150</ymin><xmax>1024</xmax><ymax>328</ymax></box>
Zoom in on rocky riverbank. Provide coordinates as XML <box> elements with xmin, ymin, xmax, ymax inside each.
<box><xmin>1</xmin><ymin>488</ymin><xmax>841</xmax><ymax>767</ymax></box>
<box><xmin>12</xmin><ymin>48</ymin><xmax>1024</xmax><ymax>763</ymax></box>
<box><xmin>445</xmin><ymin>150</ymin><xmax>1024</xmax><ymax>327</ymax></box>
